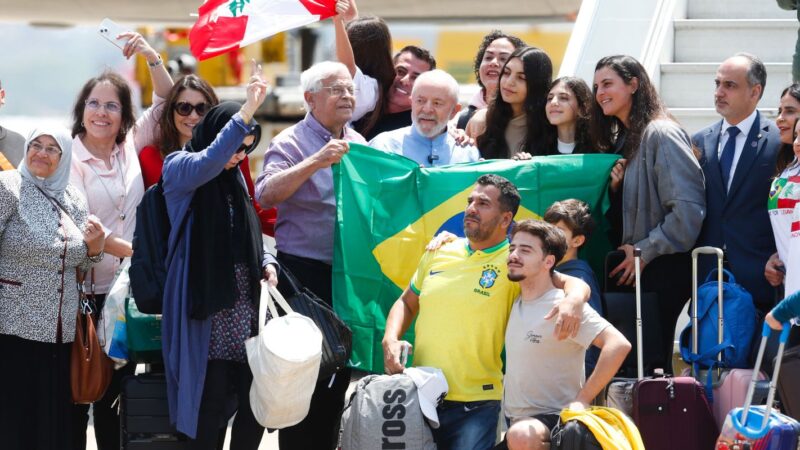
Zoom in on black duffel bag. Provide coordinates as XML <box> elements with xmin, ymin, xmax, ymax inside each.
<box><xmin>551</xmin><ymin>419</ymin><xmax>603</xmax><ymax>450</ymax></box>
<box><xmin>275</xmin><ymin>268</ymin><xmax>353</xmax><ymax>380</ymax></box>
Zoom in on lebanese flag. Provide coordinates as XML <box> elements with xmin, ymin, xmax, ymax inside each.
<box><xmin>190</xmin><ymin>0</ymin><xmax>337</xmax><ymax>60</ymax></box>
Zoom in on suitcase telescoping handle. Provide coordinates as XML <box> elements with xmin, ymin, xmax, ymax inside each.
<box><xmin>736</xmin><ymin>322</ymin><xmax>792</xmax><ymax>437</ymax></box>
<box><xmin>633</xmin><ymin>248</ymin><xmax>644</xmax><ymax>380</ymax></box>
<box><xmin>691</xmin><ymin>246</ymin><xmax>725</xmax><ymax>378</ymax></box>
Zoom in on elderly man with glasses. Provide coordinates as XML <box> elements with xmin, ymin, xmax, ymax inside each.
<box><xmin>254</xmin><ymin>60</ymin><xmax>366</xmax><ymax>450</ymax></box>
<box><xmin>369</xmin><ymin>69</ymin><xmax>480</xmax><ymax>167</ymax></box>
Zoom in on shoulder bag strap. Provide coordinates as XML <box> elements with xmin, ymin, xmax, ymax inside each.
<box><xmin>0</xmin><ymin>151</ymin><xmax>14</xmax><ymax>171</ymax></box>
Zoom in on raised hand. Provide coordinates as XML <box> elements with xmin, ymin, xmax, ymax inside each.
<box><xmin>335</xmin><ymin>0</ymin><xmax>358</xmax><ymax>21</ymax></box>
<box><xmin>118</xmin><ymin>31</ymin><xmax>159</xmax><ymax>63</ymax></box>
<box><xmin>241</xmin><ymin>60</ymin><xmax>269</xmax><ymax>122</ymax></box>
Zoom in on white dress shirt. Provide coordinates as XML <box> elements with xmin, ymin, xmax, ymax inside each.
<box><xmin>718</xmin><ymin>109</ymin><xmax>758</xmax><ymax>191</ymax></box>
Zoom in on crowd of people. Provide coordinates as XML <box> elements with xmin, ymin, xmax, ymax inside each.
<box><xmin>0</xmin><ymin>0</ymin><xmax>799</xmax><ymax>448</ymax></box>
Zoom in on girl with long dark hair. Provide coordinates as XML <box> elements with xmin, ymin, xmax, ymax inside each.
<box><xmin>592</xmin><ymin>55</ymin><xmax>705</xmax><ymax>373</ymax></box>
<box><xmin>468</xmin><ymin>46</ymin><xmax>553</xmax><ymax>159</ymax></box>
<box><xmin>544</xmin><ymin>76</ymin><xmax>595</xmax><ymax>154</ymax></box>
<box><xmin>333</xmin><ymin>0</ymin><xmax>394</xmax><ymax>138</ymax></box>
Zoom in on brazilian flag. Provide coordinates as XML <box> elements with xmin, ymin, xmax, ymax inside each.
<box><xmin>333</xmin><ymin>144</ymin><xmax>618</xmax><ymax>373</ymax></box>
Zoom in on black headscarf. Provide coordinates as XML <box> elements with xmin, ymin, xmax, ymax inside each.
<box><xmin>185</xmin><ymin>102</ymin><xmax>263</xmax><ymax>319</ymax></box>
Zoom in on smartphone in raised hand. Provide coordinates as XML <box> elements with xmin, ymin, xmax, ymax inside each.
<box><xmin>98</xmin><ymin>18</ymin><xmax>129</xmax><ymax>50</ymax></box>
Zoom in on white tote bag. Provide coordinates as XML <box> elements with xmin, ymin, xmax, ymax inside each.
<box><xmin>245</xmin><ymin>281</ymin><xmax>322</xmax><ymax>429</ymax></box>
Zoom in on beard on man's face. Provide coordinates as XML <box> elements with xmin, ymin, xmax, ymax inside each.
<box><xmin>463</xmin><ymin>213</ymin><xmax>502</xmax><ymax>241</ymax></box>
<box><xmin>507</xmin><ymin>272</ymin><xmax>526</xmax><ymax>282</ymax></box>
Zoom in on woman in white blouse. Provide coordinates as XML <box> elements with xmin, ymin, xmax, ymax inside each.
<box><xmin>68</xmin><ymin>31</ymin><xmax>173</xmax><ymax>450</ymax></box>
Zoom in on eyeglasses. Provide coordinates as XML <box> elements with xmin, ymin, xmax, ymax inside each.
<box><xmin>174</xmin><ymin>102</ymin><xmax>209</xmax><ymax>117</ymax></box>
<box><xmin>321</xmin><ymin>85</ymin><xmax>356</xmax><ymax>97</ymax></box>
<box><xmin>28</xmin><ymin>141</ymin><xmax>62</xmax><ymax>156</ymax></box>
<box><xmin>85</xmin><ymin>99</ymin><xmax>122</xmax><ymax>114</ymax></box>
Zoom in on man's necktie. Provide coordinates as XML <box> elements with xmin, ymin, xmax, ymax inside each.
<box><xmin>720</xmin><ymin>126</ymin><xmax>740</xmax><ymax>190</ymax></box>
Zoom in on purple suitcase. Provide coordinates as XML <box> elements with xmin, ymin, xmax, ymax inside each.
<box><xmin>716</xmin><ymin>323</ymin><xmax>800</xmax><ymax>450</ymax></box>
<box><xmin>633</xmin><ymin>375</ymin><xmax>719</xmax><ymax>450</ymax></box>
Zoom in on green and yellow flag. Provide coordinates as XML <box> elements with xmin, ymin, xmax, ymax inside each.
<box><xmin>333</xmin><ymin>144</ymin><xmax>618</xmax><ymax>373</ymax></box>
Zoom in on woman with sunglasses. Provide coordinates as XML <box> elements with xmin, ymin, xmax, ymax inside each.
<box><xmin>161</xmin><ymin>73</ymin><xmax>278</xmax><ymax>449</ymax></box>
<box><xmin>0</xmin><ymin>127</ymin><xmax>105</xmax><ymax>450</ymax></box>
<box><xmin>138</xmin><ymin>75</ymin><xmax>276</xmax><ymax>235</ymax></box>
<box><xmin>68</xmin><ymin>31</ymin><xmax>173</xmax><ymax>450</ymax></box>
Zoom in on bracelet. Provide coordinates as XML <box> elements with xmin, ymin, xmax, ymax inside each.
<box><xmin>87</xmin><ymin>251</ymin><xmax>104</xmax><ymax>264</ymax></box>
<box><xmin>148</xmin><ymin>55</ymin><xmax>163</xmax><ymax>68</ymax></box>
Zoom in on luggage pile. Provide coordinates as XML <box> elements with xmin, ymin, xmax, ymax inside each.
<box><xmin>600</xmin><ymin>246</ymin><xmax>800</xmax><ymax>450</ymax></box>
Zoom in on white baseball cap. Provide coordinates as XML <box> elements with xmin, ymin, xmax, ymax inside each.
<box><xmin>404</xmin><ymin>366</ymin><xmax>448</xmax><ymax>429</ymax></box>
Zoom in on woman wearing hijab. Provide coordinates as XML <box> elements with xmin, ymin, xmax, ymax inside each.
<box><xmin>0</xmin><ymin>127</ymin><xmax>105</xmax><ymax>449</ymax></box>
<box><xmin>161</xmin><ymin>71</ymin><xmax>278</xmax><ymax>448</ymax></box>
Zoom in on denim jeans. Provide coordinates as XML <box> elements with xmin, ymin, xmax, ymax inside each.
<box><xmin>432</xmin><ymin>400</ymin><xmax>501</xmax><ymax>450</ymax></box>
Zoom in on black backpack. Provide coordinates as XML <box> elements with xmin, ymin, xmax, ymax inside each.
<box><xmin>551</xmin><ymin>420</ymin><xmax>602</xmax><ymax>450</ymax></box>
<box><xmin>129</xmin><ymin>179</ymin><xmax>182</xmax><ymax>314</ymax></box>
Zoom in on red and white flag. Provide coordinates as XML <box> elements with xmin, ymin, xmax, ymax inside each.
<box><xmin>190</xmin><ymin>0</ymin><xmax>337</xmax><ymax>60</ymax></box>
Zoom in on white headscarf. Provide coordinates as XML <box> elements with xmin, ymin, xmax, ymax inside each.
<box><xmin>18</xmin><ymin>126</ymin><xmax>73</xmax><ymax>198</ymax></box>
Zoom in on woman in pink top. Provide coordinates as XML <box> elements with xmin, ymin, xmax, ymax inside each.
<box><xmin>68</xmin><ymin>31</ymin><xmax>173</xmax><ymax>450</ymax></box>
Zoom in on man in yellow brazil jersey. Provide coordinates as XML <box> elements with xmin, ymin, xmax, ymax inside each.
<box><xmin>382</xmin><ymin>174</ymin><xmax>591</xmax><ymax>450</ymax></box>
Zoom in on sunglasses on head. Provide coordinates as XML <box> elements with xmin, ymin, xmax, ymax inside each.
<box><xmin>174</xmin><ymin>102</ymin><xmax>209</xmax><ymax>117</ymax></box>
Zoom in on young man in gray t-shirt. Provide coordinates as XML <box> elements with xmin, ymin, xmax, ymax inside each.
<box><xmin>503</xmin><ymin>220</ymin><xmax>631</xmax><ymax>450</ymax></box>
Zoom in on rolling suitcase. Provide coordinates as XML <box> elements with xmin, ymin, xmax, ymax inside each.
<box><xmin>716</xmin><ymin>323</ymin><xmax>800</xmax><ymax>449</ymax></box>
<box><xmin>604</xmin><ymin>249</ymin><xmax>646</xmax><ymax>417</ymax></box>
<box><xmin>602</xmin><ymin>250</ymin><xmax>662</xmax><ymax>378</ymax></box>
<box><xmin>777</xmin><ymin>344</ymin><xmax>800</xmax><ymax>421</ymax></box>
<box><xmin>121</xmin><ymin>374</ymin><xmax>187</xmax><ymax>449</ymax></box>
<box><xmin>633</xmin><ymin>374</ymin><xmax>718</xmax><ymax>450</ymax></box>
<box><xmin>681</xmin><ymin>247</ymin><xmax>767</xmax><ymax>429</ymax></box>
<box><xmin>605</xmin><ymin>249</ymin><xmax>718</xmax><ymax>450</ymax></box>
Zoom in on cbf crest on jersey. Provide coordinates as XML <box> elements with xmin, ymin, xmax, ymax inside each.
<box><xmin>479</xmin><ymin>264</ymin><xmax>500</xmax><ymax>289</ymax></box>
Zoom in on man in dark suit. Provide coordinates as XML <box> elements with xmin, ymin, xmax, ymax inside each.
<box><xmin>692</xmin><ymin>53</ymin><xmax>781</xmax><ymax>311</ymax></box>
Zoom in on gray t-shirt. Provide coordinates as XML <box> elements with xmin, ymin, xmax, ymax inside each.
<box><xmin>0</xmin><ymin>125</ymin><xmax>26</xmax><ymax>169</ymax></box>
<box><xmin>503</xmin><ymin>288</ymin><xmax>609</xmax><ymax>420</ymax></box>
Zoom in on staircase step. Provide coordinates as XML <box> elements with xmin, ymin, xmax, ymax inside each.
<box><xmin>674</xmin><ymin>19</ymin><xmax>798</xmax><ymax>63</ymax></box>
<box><xmin>688</xmin><ymin>0</ymin><xmax>796</xmax><ymax>20</ymax></box>
<box><xmin>661</xmin><ymin>62</ymin><xmax>792</xmax><ymax>108</ymax></box>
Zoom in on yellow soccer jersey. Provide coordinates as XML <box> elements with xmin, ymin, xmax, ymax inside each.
<box><xmin>410</xmin><ymin>238</ymin><xmax>520</xmax><ymax>402</ymax></box>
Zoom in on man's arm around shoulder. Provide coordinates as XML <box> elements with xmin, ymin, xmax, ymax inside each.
<box><xmin>547</xmin><ymin>272</ymin><xmax>591</xmax><ymax>340</ymax></box>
